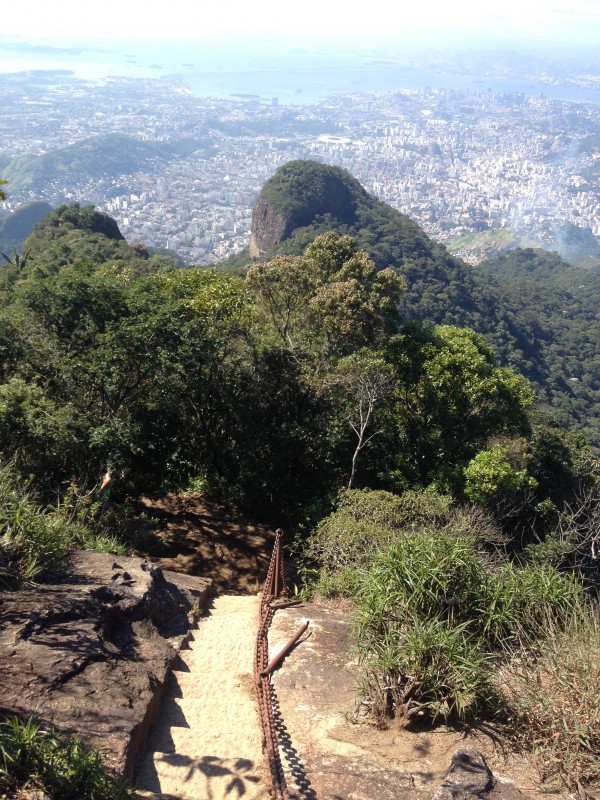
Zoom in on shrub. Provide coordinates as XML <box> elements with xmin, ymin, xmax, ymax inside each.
<box><xmin>303</xmin><ymin>487</ymin><xmax>454</xmax><ymax>596</ymax></box>
<box><xmin>353</xmin><ymin>535</ymin><xmax>585</xmax><ymax>724</ymax></box>
<box><xmin>464</xmin><ymin>445</ymin><xmax>536</xmax><ymax>506</ymax></box>
<box><xmin>305</xmin><ymin>489</ymin><xmax>504</xmax><ymax>596</ymax></box>
<box><xmin>353</xmin><ymin>533</ymin><xmax>494</xmax><ymax>724</ymax></box>
<box><xmin>354</xmin><ymin>533</ymin><xmax>485</xmax><ymax>627</ymax></box>
<box><xmin>307</xmin><ymin>489</ymin><xmax>587</xmax><ymax>727</ymax></box>
<box><xmin>358</xmin><ymin>612</ymin><xmax>494</xmax><ymax>725</ymax></box>
<box><xmin>0</xmin><ymin>716</ymin><xmax>138</xmax><ymax>800</ymax></box>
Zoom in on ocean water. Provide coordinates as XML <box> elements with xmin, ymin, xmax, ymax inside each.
<box><xmin>2</xmin><ymin>40</ymin><xmax>600</xmax><ymax>106</ymax></box>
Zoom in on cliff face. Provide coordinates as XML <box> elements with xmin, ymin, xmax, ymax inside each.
<box><xmin>249</xmin><ymin>194</ymin><xmax>289</xmax><ymax>256</ymax></box>
<box><xmin>250</xmin><ymin>160</ymin><xmax>367</xmax><ymax>256</ymax></box>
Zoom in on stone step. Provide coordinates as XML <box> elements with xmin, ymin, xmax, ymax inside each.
<box><xmin>135</xmin><ymin>595</ymin><xmax>267</xmax><ymax>800</ymax></box>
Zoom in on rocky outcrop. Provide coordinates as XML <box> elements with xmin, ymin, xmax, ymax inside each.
<box><xmin>0</xmin><ymin>550</ymin><xmax>212</xmax><ymax>781</ymax></box>
<box><xmin>433</xmin><ymin>748</ymin><xmax>532</xmax><ymax>800</ymax></box>
<box><xmin>249</xmin><ymin>194</ymin><xmax>291</xmax><ymax>257</ymax></box>
<box><xmin>249</xmin><ymin>160</ymin><xmax>367</xmax><ymax>257</ymax></box>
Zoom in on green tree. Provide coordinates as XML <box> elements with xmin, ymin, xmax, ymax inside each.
<box><xmin>464</xmin><ymin>445</ymin><xmax>537</xmax><ymax>506</ymax></box>
<box><xmin>388</xmin><ymin>323</ymin><xmax>535</xmax><ymax>485</ymax></box>
<box><xmin>247</xmin><ymin>232</ymin><xmax>404</xmax><ymax>364</ymax></box>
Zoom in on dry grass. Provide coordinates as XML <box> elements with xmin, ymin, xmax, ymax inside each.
<box><xmin>499</xmin><ymin>603</ymin><xmax>600</xmax><ymax>794</ymax></box>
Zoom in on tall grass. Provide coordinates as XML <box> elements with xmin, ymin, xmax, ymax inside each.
<box><xmin>0</xmin><ymin>716</ymin><xmax>138</xmax><ymax>799</ymax></box>
<box><xmin>306</xmin><ymin>488</ymin><xmax>586</xmax><ymax>727</ymax></box>
<box><xmin>500</xmin><ymin>603</ymin><xmax>600</xmax><ymax>794</ymax></box>
<box><xmin>353</xmin><ymin>533</ymin><xmax>581</xmax><ymax>725</ymax></box>
<box><xmin>0</xmin><ymin>466</ymin><xmax>127</xmax><ymax>585</ymax></box>
<box><xmin>0</xmin><ymin>470</ymin><xmax>70</xmax><ymax>583</ymax></box>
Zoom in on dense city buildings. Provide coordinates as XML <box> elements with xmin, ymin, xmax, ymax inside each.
<box><xmin>1</xmin><ymin>71</ymin><xmax>599</xmax><ymax>264</ymax></box>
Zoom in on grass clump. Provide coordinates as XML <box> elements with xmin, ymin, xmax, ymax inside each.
<box><xmin>0</xmin><ymin>716</ymin><xmax>138</xmax><ymax>799</ymax></box>
<box><xmin>500</xmin><ymin>604</ymin><xmax>600</xmax><ymax>794</ymax></box>
<box><xmin>358</xmin><ymin>612</ymin><xmax>492</xmax><ymax>724</ymax></box>
<box><xmin>0</xmin><ymin>470</ymin><xmax>71</xmax><ymax>584</ymax></box>
<box><xmin>0</xmin><ymin>466</ymin><xmax>127</xmax><ymax>586</ymax></box>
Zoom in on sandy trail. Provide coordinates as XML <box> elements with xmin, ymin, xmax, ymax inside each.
<box><xmin>136</xmin><ymin>594</ymin><xmax>270</xmax><ymax>800</ymax></box>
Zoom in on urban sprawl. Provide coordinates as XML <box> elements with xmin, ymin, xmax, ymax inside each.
<box><xmin>1</xmin><ymin>72</ymin><xmax>600</xmax><ymax>264</ymax></box>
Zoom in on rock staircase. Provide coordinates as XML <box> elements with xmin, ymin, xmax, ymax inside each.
<box><xmin>136</xmin><ymin>594</ymin><xmax>269</xmax><ymax>800</ymax></box>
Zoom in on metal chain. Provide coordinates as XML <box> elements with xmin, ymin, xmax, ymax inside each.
<box><xmin>255</xmin><ymin>529</ymin><xmax>290</xmax><ymax>800</ymax></box>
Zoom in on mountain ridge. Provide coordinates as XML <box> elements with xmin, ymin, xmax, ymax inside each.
<box><xmin>247</xmin><ymin>160</ymin><xmax>600</xmax><ymax>450</ymax></box>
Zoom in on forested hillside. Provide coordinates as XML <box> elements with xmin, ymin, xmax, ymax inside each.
<box><xmin>0</xmin><ymin>201</ymin><xmax>594</xmax><ymax>526</ymax></box>
<box><xmin>477</xmin><ymin>248</ymin><xmax>600</xmax><ymax>445</ymax></box>
<box><xmin>241</xmin><ymin>160</ymin><xmax>600</xmax><ymax>450</ymax></box>
<box><xmin>2</xmin><ymin>188</ymin><xmax>600</xmax><ymax>797</ymax></box>
<box><xmin>2</xmin><ymin>133</ymin><xmax>213</xmax><ymax>194</ymax></box>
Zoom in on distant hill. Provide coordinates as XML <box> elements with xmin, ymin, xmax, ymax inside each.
<box><xmin>478</xmin><ymin>247</ymin><xmax>592</xmax><ymax>286</ymax></box>
<box><xmin>244</xmin><ymin>160</ymin><xmax>600</xmax><ymax>450</ymax></box>
<box><xmin>448</xmin><ymin>224</ymin><xmax>600</xmax><ymax>270</ymax></box>
<box><xmin>247</xmin><ymin>160</ymin><xmax>503</xmax><ymax>329</ymax></box>
<box><xmin>15</xmin><ymin>203</ymin><xmax>180</xmax><ymax>277</ymax></box>
<box><xmin>3</xmin><ymin>134</ymin><xmax>213</xmax><ymax>194</ymax></box>
<box><xmin>0</xmin><ymin>201</ymin><xmax>53</xmax><ymax>252</ymax></box>
<box><xmin>250</xmin><ymin>160</ymin><xmax>366</xmax><ymax>256</ymax></box>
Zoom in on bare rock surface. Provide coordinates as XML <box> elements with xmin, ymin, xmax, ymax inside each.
<box><xmin>269</xmin><ymin>600</ymin><xmax>429</xmax><ymax>800</ymax></box>
<box><xmin>269</xmin><ymin>601</ymin><xmax>539</xmax><ymax>800</ymax></box>
<box><xmin>249</xmin><ymin>195</ymin><xmax>288</xmax><ymax>257</ymax></box>
<box><xmin>433</xmin><ymin>747</ymin><xmax>534</xmax><ymax>800</ymax></box>
<box><xmin>0</xmin><ymin>550</ymin><xmax>212</xmax><ymax>780</ymax></box>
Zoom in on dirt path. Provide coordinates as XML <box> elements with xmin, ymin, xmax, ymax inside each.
<box><xmin>136</xmin><ymin>594</ymin><xmax>270</xmax><ymax>800</ymax></box>
<box><xmin>135</xmin><ymin>493</ymin><xmax>277</xmax><ymax>594</ymax></box>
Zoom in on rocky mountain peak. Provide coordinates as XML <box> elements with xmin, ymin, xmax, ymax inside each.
<box><xmin>249</xmin><ymin>159</ymin><xmax>367</xmax><ymax>256</ymax></box>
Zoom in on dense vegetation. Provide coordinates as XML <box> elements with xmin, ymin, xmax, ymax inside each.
<box><xmin>478</xmin><ymin>248</ymin><xmax>600</xmax><ymax>448</ymax></box>
<box><xmin>0</xmin><ymin>174</ymin><xmax>599</xmax><ymax>793</ymax></box>
<box><xmin>1</xmin><ymin>206</ymin><xmax>594</xmax><ymax>524</ymax></box>
<box><xmin>305</xmin><ymin>488</ymin><xmax>600</xmax><ymax>792</ymax></box>
<box><xmin>248</xmin><ymin>161</ymin><xmax>600</xmax><ymax>452</ymax></box>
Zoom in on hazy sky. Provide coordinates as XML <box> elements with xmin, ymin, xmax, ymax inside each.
<box><xmin>2</xmin><ymin>0</ymin><xmax>599</xmax><ymax>46</ymax></box>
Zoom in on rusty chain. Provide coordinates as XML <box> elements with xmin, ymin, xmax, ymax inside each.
<box><xmin>254</xmin><ymin>528</ymin><xmax>291</xmax><ymax>800</ymax></box>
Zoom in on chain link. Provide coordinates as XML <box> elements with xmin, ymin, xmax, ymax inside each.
<box><xmin>254</xmin><ymin>529</ymin><xmax>291</xmax><ymax>800</ymax></box>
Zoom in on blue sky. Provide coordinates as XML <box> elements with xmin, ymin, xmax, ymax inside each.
<box><xmin>2</xmin><ymin>0</ymin><xmax>600</xmax><ymax>47</ymax></box>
